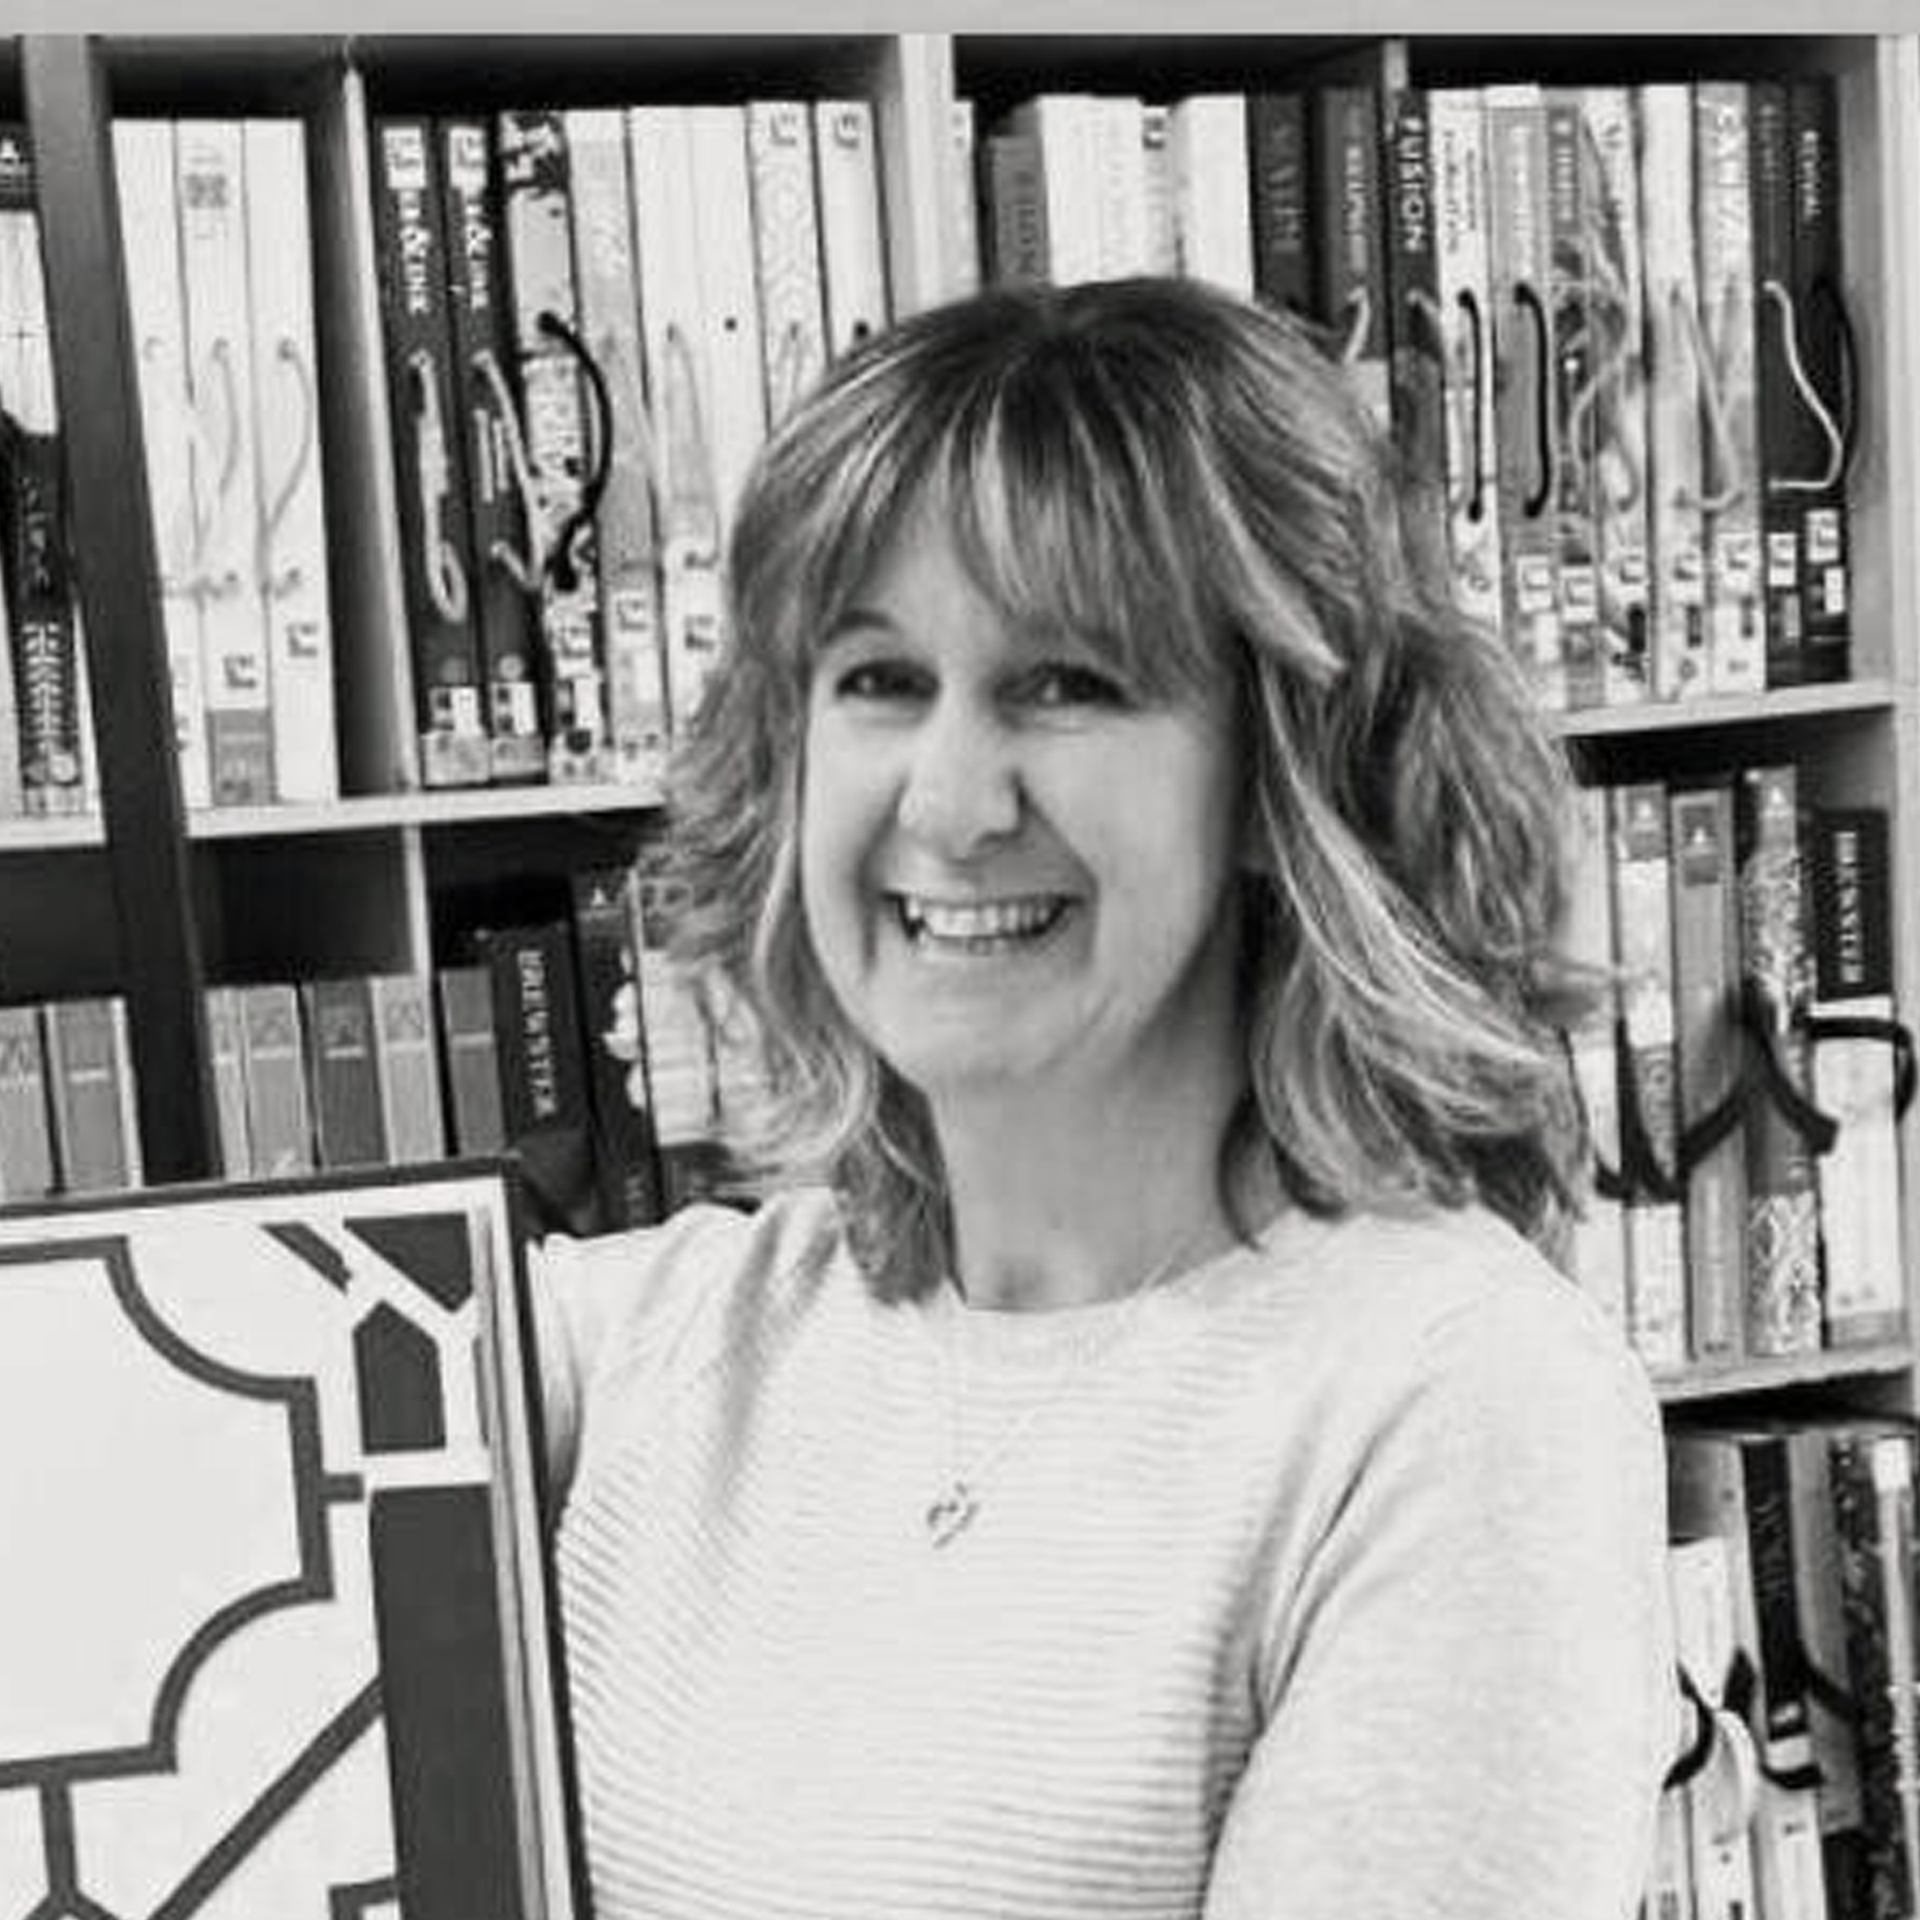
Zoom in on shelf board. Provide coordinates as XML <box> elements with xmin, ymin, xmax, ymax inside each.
<box><xmin>1655</xmin><ymin>1340</ymin><xmax>1914</xmax><ymax>1405</ymax></box>
<box><xmin>0</xmin><ymin>813</ymin><xmax>107</xmax><ymax>853</ymax></box>
<box><xmin>1555</xmin><ymin>677</ymin><xmax>1898</xmax><ymax>739</ymax></box>
<box><xmin>184</xmin><ymin>780</ymin><xmax>663</xmax><ymax>841</ymax></box>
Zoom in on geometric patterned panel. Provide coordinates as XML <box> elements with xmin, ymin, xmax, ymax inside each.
<box><xmin>0</xmin><ymin>1167</ymin><xmax>574</xmax><ymax>1920</ymax></box>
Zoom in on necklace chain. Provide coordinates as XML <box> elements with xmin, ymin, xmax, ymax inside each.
<box><xmin>920</xmin><ymin>1243</ymin><xmax>1194</xmax><ymax>1548</ymax></box>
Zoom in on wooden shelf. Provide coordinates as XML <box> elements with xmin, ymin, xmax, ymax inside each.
<box><xmin>1554</xmin><ymin>677</ymin><xmax>1900</xmax><ymax>740</ymax></box>
<box><xmin>183</xmin><ymin>780</ymin><xmax>662</xmax><ymax>841</ymax></box>
<box><xmin>1654</xmin><ymin>1340</ymin><xmax>1914</xmax><ymax>1405</ymax></box>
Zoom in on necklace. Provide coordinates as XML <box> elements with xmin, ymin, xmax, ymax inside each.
<box><xmin>919</xmin><ymin>1242</ymin><xmax>1196</xmax><ymax>1549</ymax></box>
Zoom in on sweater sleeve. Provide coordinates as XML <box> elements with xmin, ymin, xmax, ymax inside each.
<box><xmin>1203</xmin><ymin>1281</ymin><xmax>1678</xmax><ymax>1920</ymax></box>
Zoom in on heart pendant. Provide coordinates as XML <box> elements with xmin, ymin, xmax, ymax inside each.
<box><xmin>926</xmin><ymin>1480</ymin><xmax>979</xmax><ymax>1548</ymax></box>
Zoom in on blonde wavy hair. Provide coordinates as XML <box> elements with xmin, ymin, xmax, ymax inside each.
<box><xmin>667</xmin><ymin>278</ymin><xmax>1580</xmax><ymax>1300</ymax></box>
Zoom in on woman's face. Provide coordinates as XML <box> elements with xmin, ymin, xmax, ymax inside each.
<box><xmin>798</xmin><ymin>510</ymin><xmax>1246</xmax><ymax>1118</ymax></box>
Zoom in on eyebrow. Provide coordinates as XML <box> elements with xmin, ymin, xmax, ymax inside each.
<box><xmin>818</xmin><ymin>606</ymin><xmax>902</xmax><ymax>648</ymax></box>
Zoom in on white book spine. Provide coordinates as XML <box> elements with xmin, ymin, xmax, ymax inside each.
<box><xmin>746</xmin><ymin>101</ymin><xmax>829</xmax><ymax>426</ymax></box>
<box><xmin>564</xmin><ymin>106</ymin><xmax>668</xmax><ymax>787</ymax></box>
<box><xmin>368</xmin><ymin>971</ymin><xmax>446</xmax><ymax>1164</ymax></box>
<box><xmin>1096</xmin><ymin>97</ymin><xmax>1150</xmax><ymax>279</ymax></box>
<box><xmin>812</xmin><ymin>100</ymin><xmax>891</xmax><ymax>355</ymax></box>
<box><xmin>109</xmin><ymin>998</ymin><xmax>144</xmax><ymax>1188</ymax></box>
<box><xmin>114</xmin><ymin>119</ymin><xmax>211</xmax><ymax>811</ymax></box>
<box><xmin>628</xmin><ymin>105</ymin><xmax>725</xmax><ymax>735</ymax></box>
<box><xmin>1428</xmin><ymin>89</ymin><xmax>1504</xmax><ymax>642</ymax></box>
<box><xmin>177</xmin><ymin>118</ymin><xmax>274</xmax><ymax>805</ymax></box>
<box><xmin>1139</xmin><ymin>106</ymin><xmax>1178</xmax><ymax>278</ymax></box>
<box><xmin>1013</xmin><ymin>96</ymin><xmax>1101</xmax><ymax>287</ymax></box>
<box><xmin>244</xmin><ymin>118</ymin><xmax>337</xmax><ymax>804</ymax></box>
<box><xmin>1169</xmin><ymin>94</ymin><xmax>1254</xmax><ymax>297</ymax></box>
<box><xmin>947</xmin><ymin>100</ymin><xmax>982</xmax><ymax>297</ymax></box>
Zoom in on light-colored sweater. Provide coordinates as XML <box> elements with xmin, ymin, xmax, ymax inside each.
<box><xmin>534</xmin><ymin>1188</ymin><xmax>1676</xmax><ymax>1920</ymax></box>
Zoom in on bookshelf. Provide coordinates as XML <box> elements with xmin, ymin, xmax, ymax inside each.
<box><xmin>1</xmin><ymin>25</ymin><xmax>1916</xmax><ymax>1390</ymax></box>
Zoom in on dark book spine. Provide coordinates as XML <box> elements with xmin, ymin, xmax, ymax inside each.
<box><xmin>1248</xmin><ymin>92</ymin><xmax>1312</xmax><ymax>318</ymax></box>
<box><xmin>1546</xmin><ymin>92</ymin><xmax>1601</xmax><ymax>709</ymax></box>
<box><xmin>302</xmin><ymin>975</ymin><xmax>387</xmax><ymax>1169</ymax></box>
<box><xmin>570</xmin><ymin>864</ymin><xmax>666</xmax><ymax>1229</ymax></box>
<box><xmin>1310</xmin><ymin>87</ymin><xmax>1388</xmax><ymax>426</ymax></box>
<box><xmin>1384</xmin><ymin>90</ymin><xmax>1447</xmax><ymax>577</ymax></box>
<box><xmin>370</xmin><ymin>117</ymin><xmax>488</xmax><ymax>787</ymax></box>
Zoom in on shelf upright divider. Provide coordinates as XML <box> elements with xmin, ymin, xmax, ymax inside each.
<box><xmin>23</xmin><ymin>33</ymin><xmax>220</xmax><ymax>1183</ymax></box>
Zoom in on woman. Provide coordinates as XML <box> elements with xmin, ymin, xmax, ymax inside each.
<box><xmin>535</xmin><ymin>278</ymin><xmax>1675</xmax><ymax>1919</ymax></box>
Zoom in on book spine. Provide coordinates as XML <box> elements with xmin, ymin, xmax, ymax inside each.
<box><xmin>747</xmin><ymin>101</ymin><xmax>829</xmax><ymax>426</ymax></box>
<box><xmin>0</xmin><ymin>1000</ymin><xmax>55</xmax><ymax>1198</ymax></box>
<box><xmin>370</xmin><ymin>117</ymin><xmax>489</xmax><ymax>788</ymax></box>
<box><xmin>1668</xmin><ymin>782</ymin><xmax>1746</xmax><ymax>1368</ymax></box>
<box><xmin>243</xmin><ymin>119</ymin><xmax>338</xmax><ymax>805</ymax></box>
<box><xmin>1580</xmin><ymin>86</ymin><xmax>1653</xmax><ymax>708</ymax></box>
<box><xmin>0</xmin><ymin>126</ymin><xmax>85</xmax><ymax>819</ymax></box>
<box><xmin>496</xmin><ymin>108</ymin><xmax>607</xmax><ymax>784</ymax></box>
<box><xmin>1093</xmin><ymin>98</ymin><xmax>1150</xmax><ymax>280</ymax></box>
<box><xmin>1806</xmin><ymin>807</ymin><xmax>1906</xmax><ymax>1348</ymax></box>
<box><xmin>204</xmin><ymin>983</ymin><xmax>253</xmax><ymax>1175</ymax></box>
<box><xmin>1485</xmin><ymin>84</ymin><xmax>1564</xmax><ymax>711</ymax></box>
<box><xmin>368</xmin><ymin>971</ymin><xmax>447</xmax><ymax>1164</ymax></box>
<box><xmin>41</xmin><ymin>996</ymin><xmax>139</xmax><ymax>1193</ymax></box>
<box><xmin>1139</xmin><ymin>106</ymin><xmax>1179</xmax><ymax>279</ymax></box>
<box><xmin>1736</xmin><ymin>763</ymin><xmax>1824</xmax><ymax>1357</ymax></box>
<box><xmin>236</xmin><ymin>981</ymin><xmax>313</xmax><ymax>1173</ymax></box>
<box><xmin>1545</xmin><ymin>92</ymin><xmax>1602</xmax><ymax>710</ymax></box>
<box><xmin>947</xmin><ymin>100</ymin><xmax>983</xmax><ymax>297</ymax></box>
<box><xmin>986</xmin><ymin>127</ymin><xmax>1047</xmax><ymax>287</ymax></box>
<box><xmin>1829</xmin><ymin>1429</ymin><xmax>1920</xmax><ymax>1920</ymax></box>
<box><xmin>812</xmin><ymin>101</ymin><xmax>891</xmax><ymax>354</ymax></box>
<box><xmin>1310</xmin><ymin>86</ymin><xmax>1388</xmax><ymax>428</ymax></box>
<box><xmin>1248</xmin><ymin>91</ymin><xmax>1312</xmax><ymax>317</ymax></box>
<box><xmin>1609</xmin><ymin>780</ymin><xmax>1688</xmax><ymax>1371</ymax></box>
<box><xmin>1643</xmin><ymin>1787</ymin><xmax>1694</xmax><ymax>1920</ymax></box>
<box><xmin>1428</xmin><ymin>89</ymin><xmax>1504</xmax><ymax>642</ymax></box>
<box><xmin>301</xmin><ymin>974</ymin><xmax>387</xmax><ymax>1169</ymax></box>
<box><xmin>1011</xmin><ymin>96</ymin><xmax>1101</xmax><ymax>288</ymax></box>
<box><xmin>1750</xmin><ymin>82</ymin><xmax>1811</xmax><ymax>689</ymax></box>
<box><xmin>176</xmin><ymin>119</ymin><xmax>273</xmax><ymax>806</ymax></box>
<box><xmin>435</xmin><ymin>963</ymin><xmax>506</xmax><ymax>1155</ymax></box>
<box><xmin>440</xmin><ymin>118</ymin><xmax>546</xmax><ymax>786</ymax></box>
<box><xmin>1637</xmin><ymin>85</ymin><xmax>1711</xmax><ymax>702</ymax></box>
<box><xmin>564</xmin><ymin>106</ymin><xmax>668</xmax><ymax>790</ymax></box>
<box><xmin>113</xmin><ymin>119</ymin><xmax>211</xmax><ymax>811</ymax></box>
<box><xmin>1384</xmin><ymin>90</ymin><xmax>1448</xmax><ymax>578</ymax></box>
<box><xmin>1170</xmin><ymin>93</ymin><xmax>1255</xmax><ymax>299</ymax></box>
<box><xmin>1694</xmin><ymin>83</ymin><xmax>1765</xmax><ymax>698</ymax></box>
<box><xmin>569</xmin><ymin>863</ymin><xmax>666</xmax><ymax>1229</ymax></box>
<box><xmin>0</xmin><ymin>577</ymin><xmax>17</xmax><ymax>815</ymax></box>
<box><xmin>1789</xmin><ymin>77</ymin><xmax>1849</xmax><ymax>681</ymax></box>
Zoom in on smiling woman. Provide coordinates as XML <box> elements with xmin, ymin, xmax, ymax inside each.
<box><xmin>531</xmin><ymin>279</ymin><xmax>1677</xmax><ymax>1920</ymax></box>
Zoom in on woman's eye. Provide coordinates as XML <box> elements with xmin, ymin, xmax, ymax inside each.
<box><xmin>1019</xmin><ymin>663</ymin><xmax>1129</xmax><ymax>709</ymax></box>
<box><xmin>831</xmin><ymin>659</ymin><xmax>927</xmax><ymax>703</ymax></box>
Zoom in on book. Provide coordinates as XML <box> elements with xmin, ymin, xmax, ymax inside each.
<box><xmin>41</xmin><ymin>997</ymin><xmax>141</xmax><ymax>1194</ymax></box>
<box><xmin>563</xmin><ymin>106</ymin><xmax>668</xmax><ymax>789</ymax></box>
<box><xmin>947</xmin><ymin>100</ymin><xmax>983</xmax><ymax>297</ymax></box>
<box><xmin>1668</xmin><ymin>782</ymin><xmax>1745</xmax><ymax>1369</ymax></box>
<box><xmin>302</xmin><ymin>975</ymin><xmax>387</xmax><ymax>1169</ymax></box>
<box><xmin>1805</xmin><ymin>806</ymin><xmax>1905</xmax><ymax>1348</ymax></box>
<box><xmin>1169</xmin><ymin>94</ymin><xmax>1254</xmax><ymax>298</ymax></box>
<box><xmin>243</xmin><ymin>117</ymin><xmax>338</xmax><ymax>805</ymax></box>
<box><xmin>368</xmin><ymin>971</ymin><xmax>448</xmax><ymax>1165</ymax></box>
<box><xmin>1637</xmin><ymin>85</ymin><xmax>1711</xmax><ymax>702</ymax></box>
<box><xmin>1485</xmin><ymin>84</ymin><xmax>1563</xmax><ymax>710</ymax></box>
<box><xmin>440</xmin><ymin>117</ymin><xmax>546</xmax><ymax>786</ymax></box>
<box><xmin>747</xmin><ymin>101</ymin><xmax>830</xmax><ymax>426</ymax></box>
<box><xmin>1734</xmin><ymin>764</ymin><xmax>1824</xmax><ymax>1358</ymax></box>
<box><xmin>1428</xmin><ymin>88</ymin><xmax>1504</xmax><ymax>641</ymax></box>
<box><xmin>1694</xmin><ymin>83</ymin><xmax>1765</xmax><ymax>697</ymax></box>
<box><xmin>985</xmin><ymin>124</ymin><xmax>1046</xmax><ymax>287</ymax></box>
<box><xmin>1788</xmin><ymin>78</ymin><xmax>1849</xmax><ymax>681</ymax></box>
<box><xmin>369</xmin><ymin>117</ymin><xmax>489</xmax><ymax>789</ymax></box>
<box><xmin>1248</xmin><ymin>91</ymin><xmax>1312</xmax><ymax>318</ymax></box>
<box><xmin>1311</xmin><ymin>86</ymin><xmax>1388</xmax><ymax>427</ymax></box>
<box><xmin>1383</xmin><ymin>90</ymin><xmax>1447</xmax><ymax>578</ymax></box>
<box><xmin>0</xmin><ymin>1167</ymin><xmax>579</xmax><ymax>1920</ymax></box>
<box><xmin>496</xmin><ymin>108</ymin><xmax>607</xmax><ymax>784</ymax></box>
<box><xmin>1139</xmin><ymin>104</ymin><xmax>1179</xmax><ymax>278</ymax></box>
<box><xmin>1005</xmin><ymin>96</ymin><xmax>1103</xmax><ymax>288</ymax></box>
<box><xmin>569</xmin><ymin>864</ymin><xmax>666</xmax><ymax>1230</ymax></box>
<box><xmin>176</xmin><ymin>119</ymin><xmax>273</xmax><ymax>807</ymax></box>
<box><xmin>477</xmin><ymin>919</ymin><xmax>596</xmax><ymax>1235</ymax></box>
<box><xmin>812</xmin><ymin>100</ymin><xmax>891</xmax><ymax>355</ymax></box>
<box><xmin>113</xmin><ymin>119</ymin><xmax>211</xmax><ymax>811</ymax></box>
<box><xmin>1608</xmin><ymin>782</ymin><xmax>1688</xmax><ymax>1372</ymax></box>
<box><xmin>0</xmin><ymin>124</ymin><xmax>86</xmax><ymax>819</ymax></box>
<box><xmin>1579</xmin><ymin>86</ymin><xmax>1652</xmax><ymax>708</ymax></box>
<box><xmin>0</xmin><ymin>1001</ymin><xmax>54</xmax><ymax>1199</ymax></box>
<box><xmin>236</xmin><ymin>980</ymin><xmax>314</xmax><ymax>1175</ymax></box>
<box><xmin>0</xmin><ymin>575</ymin><xmax>18</xmax><ymax>815</ymax></box>
<box><xmin>435</xmin><ymin>962</ymin><xmax>506</xmax><ymax>1156</ymax></box>
<box><xmin>204</xmin><ymin>983</ymin><xmax>253</xmax><ymax>1176</ymax></box>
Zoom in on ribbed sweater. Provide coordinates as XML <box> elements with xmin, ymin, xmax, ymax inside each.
<box><xmin>533</xmin><ymin>1188</ymin><xmax>1675</xmax><ymax>1920</ymax></box>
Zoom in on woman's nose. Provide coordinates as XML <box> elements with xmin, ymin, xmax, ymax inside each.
<box><xmin>895</xmin><ymin>702</ymin><xmax>1022</xmax><ymax>857</ymax></box>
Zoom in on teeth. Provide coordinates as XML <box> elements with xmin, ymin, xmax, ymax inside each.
<box><xmin>897</xmin><ymin>895</ymin><xmax>1065</xmax><ymax>943</ymax></box>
